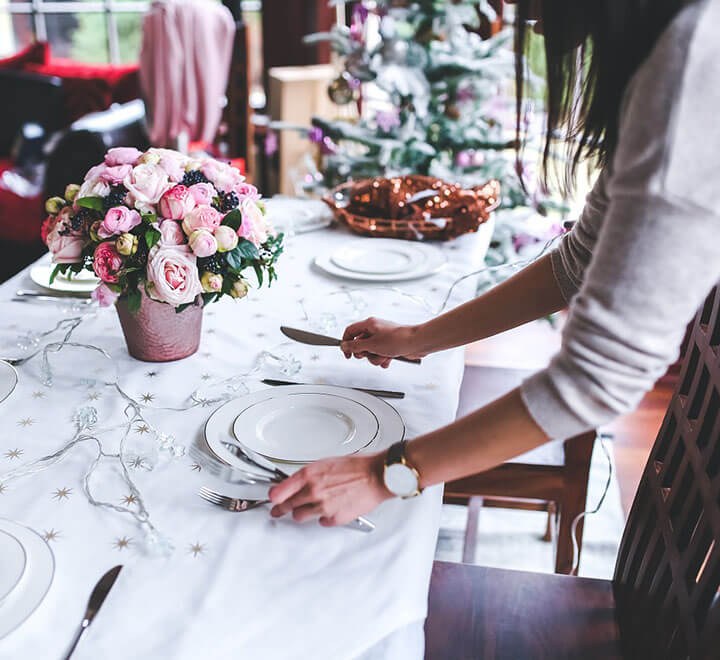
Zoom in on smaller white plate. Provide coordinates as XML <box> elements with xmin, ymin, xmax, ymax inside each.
<box><xmin>233</xmin><ymin>392</ymin><xmax>379</xmax><ymax>463</ymax></box>
<box><xmin>331</xmin><ymin>241</ymin><xmax>429</xmax><ymax>275</ymax></box>
<box><xmin>0</xmin><ymin>519</ymin><xmax>54</xmax><ymax>640</ymax></box>
<box><xmin>315</xmin><ymin>239</ymin><xmax>446</xmax><ymax>282</ymax></box>
<box><xmin>30</xmin><ymin>264</ymin><xmax>99</xmax><ymax>294</ymax></box>
<box><xmin>0</xmin><ymin>361</ymin><xmax>18</xmax><ymax>405</ymax></box>
<box><xmin>0</xmin><ymin>530</ymin><xmax>26</xmax><ymax>602</ymax></box>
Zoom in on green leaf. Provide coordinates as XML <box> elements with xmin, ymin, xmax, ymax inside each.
<box><xmin>175</xmin><ymin>302</ymin><xmax>193</xmax><ymax>314</ymax></box>
<box><xmin>145</xmin><ymin>228</ymin><xmax>162</xmax><ymax>251</ymax></box>
<box><xmin>142</xmin><ymin>212</ymin><xmax>157</xmax><ymax>225</ymax></box>
<box><xmin>253</xmin><ymin>262</ymin><xmax>263</xmax><ymax>287</ymax></box>
<box><xmin>235</xmin><ymin>238</ymin><xmax>259</xmax><ymax>260</ymax></box>
<box><xmin>75</xmin><ymin>196</ymin><xmax>104</xmax><ymax>211</ymax></box>
<box><xmin>126</xmin><ymin>288</ymin><xmax>142</xmax><ymax>314</ymax></box>
<box><xmin>201</xmin><ymin>292</ymin><xmax>219</xmax><ymax>306</ymax></box>
<box><xmin>222</xmin><ymin>209</ymin><xmax>243</xmax><ymax>231</ymax></box>
<box><xmin>49</xmin><ymin>264</ymin><xmax>65</xmax><ymax>285</ymax></box>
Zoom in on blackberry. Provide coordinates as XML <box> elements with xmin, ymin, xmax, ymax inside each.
<box><xmin>103</xmin><ymin>185</ymin><xmax>127</xmax><ymax>211</ymax></box>
<box><xmin>198</xmin><ymin>255</ymin><xmax>223</xmax><ymax>274</ymax></box>
<box><xmin>59</xmin><ymin>207</ymin><xmax>97</xmax><ymax>235</ymax></box>
<box><xmin>182</xmin><ymin>170</ymin><xmax>210</xmax><ymax>187</ymax></box>
<box><xmin>216</xmin><ymin>190</ymin><xmax>239</xmax><ymax>212</ymax></box>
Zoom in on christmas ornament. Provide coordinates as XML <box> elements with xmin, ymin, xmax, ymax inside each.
<box><xmin>327</xmin><ymin>72</ymin><xmax>359</xmax><ymax>105</ymax></box>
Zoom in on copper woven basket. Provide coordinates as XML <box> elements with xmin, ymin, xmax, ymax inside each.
<box><xmin>322</xmin><ymin>175</ymin><xmax>501</xmax><ymax>242</ymax></box>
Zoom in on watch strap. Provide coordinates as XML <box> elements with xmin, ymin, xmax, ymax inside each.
<box><xmin>385</xmin><ymin>440</ymin><xmax>408</xmax><ymax>467</ymax></box>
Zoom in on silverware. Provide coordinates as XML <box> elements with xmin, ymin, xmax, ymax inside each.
<box><xmin>218</xmin><ymin>440</ymin><xmax>375</xmax><ymax>534</ymax></box>
<box><xmin>280</xmin><ymin>326</ymin><xmax>422</xmax><ymax>365</ymax></box>
<box><xmin>262</xmin><ymin>378</ymin><xmax>405</xmax><ymax>399</ymax></box>
<box><xmin>16</xmin><ymin>289</ymin><xmax>91</xmax><ymax>300</ymax></box>
<box><xmin>13</xmin><ymin>295</ymin><xmax>93</xmax><ymax>305</ymax></box>
<box><xmin>199</xmin><ymin>487</ymin><xmax>270</xmax><ymax>511</ymax></box>
<box><xmin>63</xmin><ymin>565</ymin><xmax>123</xmax><ymax>660</ymax></box>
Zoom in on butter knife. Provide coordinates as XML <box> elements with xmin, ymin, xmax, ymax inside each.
<box><xmin>63</xmin><ymin>565</ymin><xmax>123</xmax><ymax>659</ymax></box>
<box><xmin>280</xmin><ymin>326</ymin><xmax>422</xmax><ymax>365</ymax></box>
<box><xmin>262</xmin><ymin>378</ymin><xmax>405</xmax><ymax>399</ymax></box>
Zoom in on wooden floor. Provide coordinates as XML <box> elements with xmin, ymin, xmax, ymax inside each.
<box><xmin>465</xmin><ymin>319</ymin><xmax>674</xmax><ymax>515</ymax></box>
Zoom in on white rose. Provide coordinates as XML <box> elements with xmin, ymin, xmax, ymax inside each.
<box><xmin>77</xmin><ymin>177</ymin><xmax>111</xmax><ymax>200</ymax></box>
<box><xmin>123</xmin><ymin>163</ymin><xmax>171</xmax><ymax>213</ymax></box>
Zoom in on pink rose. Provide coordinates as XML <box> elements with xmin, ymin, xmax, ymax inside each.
<box><xmin>93</xmin><ymin>242</ymin><xmax>123</xmax><ymax>283</ymax></box>
<box><xmin>124</xmin><ymin>163</ymin><xmax>171</xmax><ymax>212</ymax></box>
<box><xmin>146</xmin><ymin>244</ymin><xmax>202</xmax><ymax>306</ymax></box>
<box><xmin>201</xmin><ymin>159</ymin><xmax>243</xmax><ymax>192</ymax></box>
<box><xmin>77</xmin><ymin>177</ymin><xmax>111</xmax><ymax>200</ymax></box>
<box><xmin>188</xmin><ymin>182</ymin><xmax>216</xmax><ymax>206</ymax></box>
<box><xmin>46</xmin><ymin>207</ymin><xmax>85</xmax><ymax>263</ymax></box>
<box><xmin>237</xmin><ymin>199</ymin><xmax>269</xmax><ymax>247</ymax></box>
<box><xmin>105</xmin><ymin>147</ymin><xmax>143</xmax><ymax>167</ymax></box>
<box><xmin>159</xmin><ymin>185</ymin><xmax>195</xmax><ymax>220</ymax></box>
<box><xmin>159</xmin><ymin>220</ymin><xmax>186</xmax><ymax>246</ymax></box>
<box><xmin>84</xmin><ymin>163</ymin><xmax>107</xmax><ymax>182</ymax></box>
<box><xmin>234</xmin><ymin>182</ymin><xmax>261</xmax><ymax>202</ymax></box>
<box><xmin>188</xmin><ymin>230</ymin><xmax>218</xmax><ymax>257</ymax></box>
<box><xmin>182</xmin><ymin>205</ymin><xmax>222</xmax><ymax>235</ymax></box>
<box><xmin>214</xmin><ymin>225</ymin><xmax>239</xmax><ymax>252</ymax></box>
<box><xmin>91</xmin><ymin>283</ymin><xmax>120</xmax><ymax>307</ymax></box>
<box><xmin>98</xmin><ymin>206</ymin><xmax>141</xmax><ymax>238</ymax></box>
<box><xmin>157</xmin><ymin>154</ymin><xmax>186</xmax><ymax>182</ymax></box>
<box><xmin>99</xmin><ymin>164</ymin><xmax>133</xmax><ymax>186</ymax></box>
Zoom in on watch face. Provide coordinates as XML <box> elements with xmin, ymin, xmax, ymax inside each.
<box><xmin>385</xmin><ymin>463</ymin><xmax>419</xmax><ymax>498</ymax></box>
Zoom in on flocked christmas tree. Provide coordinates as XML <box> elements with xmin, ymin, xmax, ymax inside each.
<box><xmin>272</xmin><ymin>0</ymin><xmax>569</xmax><ymax>277</ymax></box>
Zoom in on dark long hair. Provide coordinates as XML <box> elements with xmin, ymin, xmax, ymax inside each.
<box><xmin>514</xmin><ymin>0</ymin><xmax>686</xmax><ymax>192</ymax></box>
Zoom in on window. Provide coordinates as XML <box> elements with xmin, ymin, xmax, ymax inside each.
<box><xmin>0</xmin><ymin>1</ymin><xmax>149</xmax><ymax>63</ymax></box>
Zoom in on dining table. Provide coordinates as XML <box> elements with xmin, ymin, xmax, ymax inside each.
<box><xmin>0</xmin><ymin>204</ymin><xmax>493</xmax><ymax>660</ymax></box>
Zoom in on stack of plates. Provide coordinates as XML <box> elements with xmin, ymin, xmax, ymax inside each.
<box><xmin>314</xmin><ymin>239</ymin><xmax>446</xmax><ymax>282</ymax></box>
<box><xmin>0</xmin><ymin>519</ymin><xmax>55</xmax><ymax>639</ymax></box>
<box><xmin>204</xmin><ymin>385</ymin><xmax>405</xmax><ymax>470</ymax></box>
<box><xmin>29</xmin><ymin>265</ymin><xmax>99</xmax><ymax>294</ymax></box>
<box><xmin>0</xmin><ymin>361</ymin><xmax>18</xmax><ymax>405</ymax></box>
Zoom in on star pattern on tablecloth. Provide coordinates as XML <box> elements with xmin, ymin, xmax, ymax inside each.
<box><xmin>52</xmin><ymin>487</ymin><xmax>72</xmax><ymax>501</ymax></box>
<box><xmin>113</xmin><ymin>536</ymin><xmax>132</xmax><ymax>550</ymax></box>
<box><xmin>206</xmin><ymin>328</ymin><xmax>215</xmax><ymax>335</ymax></box>
<box><xmin>140</xmin><ymin>393</ymin><xmax>155</xmax><ymax>403</ymax></box>
<box><xmin>128</xmin><ymin>457</ymin><xmax>147</xmax><ymax>469</ymax></box>
<box><xmin>188</xmin><ymin>542</ymin><xmax>206</xmax><ymax>557</ymax></box>
<box><xmin>135</xmin><ymin>424</ymin><xmax>150</xmax><ymax>435</ymax></box>
<box><xmin>0</xmin><ymin>483</ymin><xmax>6</xmax><ymax>495</ymax></box>
<box><xmin>87</xmin><ymin>392</ymin><xmax>101</xmax><ymax>401</ymax></box>
<box><xmin>201</xmin><ymin>373</ymin><xmax>211</xmax><ymax>381</ymax></box>
<box><xmin>121</xmin><ymin>494</ymin><xmax>137</xmax><ymax>505</ymax></box>
<box><xmin>32</xmin><ymin>391</ymin><xmax>46</xmax><ymax>399</ymax></box>
<box><xmin>256</xmin><ymin>332</ymin><xmax>266</xmax><ymax>338</ymax></box>
<box><xmin>17</xmin><ymin>417</ymin><xmax>34</xmax><ymax>427</ymax></box>
<box><xmin>201</xmin><ymin>351</ymin><xmax>212</xmax><ymax>358</ymax></box>
<box><xmin>190</xmin><ymin>463</ymin><xmax>202</xmax><ymax>472</ymax></box>
<box><xmin>43</xmin><ymin>529</ymin><xmax>61</xmax><ymax>542</ymax></box>
<box><xmin>310</xmin><ymin>354</ymin><xmax>320</xmax><ymax>362</ymax></box>
<box><xmin>5</xmin><ymin>448</ymin><xmax>23</xmax><ymax>459</ymax></box>
<box><xmin>146</xmin><ymin>370</ymin><xmax>158</xmax><ymax>378</ymax></box>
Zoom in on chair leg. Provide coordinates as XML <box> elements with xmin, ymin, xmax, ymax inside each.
<box><xmin>555</xmin><ymin>431</ymin><xmax>596</xmax><ymax>575</ymax></box>
<box><xmin>542</xmin><ymin>501</ymin><xmax>556</xmax><ymax>542</ymax></box>
<box><xmin>461</xmin><ymin>497</ymin><xmax>483</xmax><ymax>564</ymax></box>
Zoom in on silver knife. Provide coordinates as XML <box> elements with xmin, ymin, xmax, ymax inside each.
<box><xmin>262</xmin><ymin>378</ymin><xmax>405</xmax><ymax>399</ymax></box>
<box><xmin>63</xmin><ymin>565</ymin><xmax>123</xmax><ymax>660</ymax></box>
<box><xmin>280</xmin><ymin>326</ymin><xmax>422</xmax><ymax>365</ymax></box>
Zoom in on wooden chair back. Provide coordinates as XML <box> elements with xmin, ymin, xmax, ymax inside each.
<box><xmin>224</xmin><ymin>21</ymin><xmax>252</xmax><ymax>168</ymax></box>
<box><xmin>613</xmin><ymin>286</ymin><xmax>720</xmax><ymax>658</ymax></box>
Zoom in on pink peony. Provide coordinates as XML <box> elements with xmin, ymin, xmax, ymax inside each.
<box><xmin>188</xmin><ymin>182</ymin><xmax>216</xmax><ymax>206</ymax></box>
<box><xmin>98</xmin><ymin>206</ymin><xmax>141</xmax><ymax>238</ymax></box>
<box><xmin>93</xmin><ymin>242</ymin><xmax>123</xmax><ymax>283</ymax></box>
<box><xmin>46</xmin><ymin>207</ymin><xmax>85</xmax><ymax>263</ymax></box>
<box><xmin>105</xmin><ymin>147</ymin><xmax>143</xmax><ymax>167</ymax></box>
<box><xmin>91</xmin><ymin>283</ymin><xmax>120</xmax><ymax>307</ymax></box>
<box><xmin>159</xmin><ymin>185</ymin><xmax>195</xmax><ymax>220</ymax></box>
<box><xmin>214</xmin><ymin>225</ymin><xmax>239</xmax><ymax>252</ymax></box>
<box><xmin>158</xmin><ymin>220</ymin><xmax>186</xmax><ymax>246</ymax></box>
<box><xmin>201</xmin><ymin>159</ymin><xmax>243</xmax><ymax>192</ymax></box>
<box><xmin>146</xmin><ymin>244</ymin><xmax>202</xmax><ymax>306</ymax></box>
<box><xmin>84</xmin><ymin>163</ymin><xmax>107</xmax><ymax>182</ymax></box>
<box><xmin>188</xmin><ymin>230</ymin><xmax>218</xmax><ymax>257</ymax></box>
<box><xmin>234</xmin><ymin>182</ymin><xmax>261</xmax><ymax>202</ymax></box>
<box><xmin>237</xmin><ymin>198</ymin><xmax>269</xmax><ymax>247</ymax></box>
<box><xmin>123</xmin><ymin>163</ymin><xmax>171</xmax><ymax>212</ymax></box>
<box><xmin>157</xmin><ymin>154</ymin><xmax>186</xmax><ymax>182</ymax></box>
<box><xmin>99</xmin><ymin>164</ymin><xmax>133</xmax><ymax>186</ymax></box>
<box><xmin>182</xmin><ymin>205</ymin><xmax>222</xmax><ymax>235</ymax></box>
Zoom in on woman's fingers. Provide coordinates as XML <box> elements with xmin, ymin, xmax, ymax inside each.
<box><xmin>268</xmin><ymin>468</ymin><xmax>307</xmax><ymax>506</ymax></box>
<box><xmin>342</xmin><ymin>318</ymin><xmax>375</xmax><ymax>341</ymax></box>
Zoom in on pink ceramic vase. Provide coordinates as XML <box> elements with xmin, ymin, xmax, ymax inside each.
<box><xmin>116</xmin><ymin>290</ymin><xmax>203</xmax><ymax>362</ymax></box>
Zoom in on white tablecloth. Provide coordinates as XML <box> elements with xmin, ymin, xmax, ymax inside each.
<box><xmin>0</xmin><ymin>219</ymin><xmax>491</xmax><ymax>659</ymax></box>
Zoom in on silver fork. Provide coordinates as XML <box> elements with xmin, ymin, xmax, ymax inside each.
<box><xmin>1</xmin><ymin>349</ymin><xmax>44</xmax><ymax>367</ymax></box>
<box><xmin>198</xmin><ymin>486</ymin><xmax>270</xmax><ymax>512</ymax></box>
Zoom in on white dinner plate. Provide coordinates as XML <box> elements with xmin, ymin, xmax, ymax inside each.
<box><xmin>0</xmin><ymin>530</ymin><xmax>26</xmax><ymax>602</ymax></box>
<box><xmin>314</xmin><ymin>239</ymin><xmax>446</xmax><ymax>282</ymax></box>
<box><xmin>30</xmin><ymin>264</ymin><xmax>99</xmax><ymax>294</ymax></box>
<box><xmin>204</xmin><ymin>385</ymin><xmax>405</xmax><ymax>471</ymax></box>
<box><xmin>330</xmin><ymin>240</ymin><xmax>429</xmax><ymax>275</ymax></box>
<box><xmin>0</xmin><ymin>519</ymin><xmax>55</xmax><ymax>640</ymax></box>
<box><xmin>233</xmin><ymin>392</ymin><xmax>379</xmax><ymax>463</ymax></box>
<box><xmin>0</xmin><ymin>361</ymin><xmax>18</xmax><ymax>406</ymax></box>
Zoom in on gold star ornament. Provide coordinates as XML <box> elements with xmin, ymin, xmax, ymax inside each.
<box><xmin>121</xmin><ymin>494</ymin><xmax>137</xmax><ymax>505</ymax></box>
<box><xmin>43</xmin><ymin>529</ymin><xmax>61</xmax><ymax>542</ymax></box>
<box><xmin>140</xmin><ymin>393</ymin><xmax>155</xmax><ymax>404</ymax></box>
<box><xmin>5</xmin><ymin>448</ymin><xmax>23</xmax><ymax>459</ymax></box>
<box><xmin>52</xmin><ymin>487</ymin><xmax>72</xmax><ymax>501</ymax></box>
<box><xmin>188</xmin><ymin>542</ymin><xmax>206</xmax><ymax>557</ymax></box>
<box><xmin>17</xmin><ymin>418</ymin><xmax>34</xmax><ymax>427</ymax></box>
<box><xmin>113</xmin><ymin>536</ymin><xmax>132</xmax><ymax>550</ymax></box>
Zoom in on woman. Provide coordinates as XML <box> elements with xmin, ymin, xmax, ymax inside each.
<box><xmin>270</xmin><ymin>0</ymin><xmax>720</xmax><ymax>525</ymax></box>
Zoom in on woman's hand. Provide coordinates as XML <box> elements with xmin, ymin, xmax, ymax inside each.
<box><xmin>268</xmin><ymin>453</ymin><xmax>393</xmax><ymax>526</ymax></box>
<box><xmin>340</xmin><ymin>317</ymin><xmax>426</xmax><ymax>368</ymax></box>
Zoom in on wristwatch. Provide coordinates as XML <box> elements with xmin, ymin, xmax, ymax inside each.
<box><xmin>383</xmin><ymin>440</ymin><xmax>422</xmax><ymax>499</ymax></box>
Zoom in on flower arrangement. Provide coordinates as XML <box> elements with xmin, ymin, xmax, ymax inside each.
<box><xmin>42</xmin><ymin>147</ymin><xmax>283</xmax><ymax>313</ymax></box>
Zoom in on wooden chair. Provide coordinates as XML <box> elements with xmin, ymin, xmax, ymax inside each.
<box><xmin>426</xmin><ymin>286</ymin><xmax>720</xmax><ymax>659</ymax></box>
<box><xmin>446</xmin><ymin>365</ymin><xmax>595</xmax><ymax>574</ymax></box>
<box><xmin>224</xmin><ymin>20</ymin><xmax>253</xmax><ymax>173</ymax></box>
